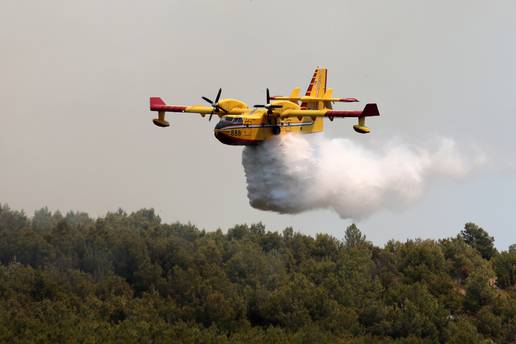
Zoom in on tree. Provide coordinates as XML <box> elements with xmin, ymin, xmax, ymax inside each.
<box><xmin>445</xmin><ymin>316</ymin><xmax>484</xmax><ymax>344</ymax></box>
<box><xmin>492</xmin><ymin>251</ymin><xmax>516</xmax><ymax>289</ymax></box>
<box><xmin>439</xmin><ymin>236</ymin><xmax>487</xmax><ymax>281</ymax></box>
<box><xmin>32</xmin><ymin>207</ymin><xmax>54</xmax><ymax>233</ymax></box>
<box><xmin>463</xmin><ymin>267</ymin><xmax>496</xmax><ymax>313</ymax></box>
<box><xmin>344</xmin><ymin>224</ymin><xmax>368</xmax><ymax>248</ymax></box>
<box><xmin>0</xmin><ymin>204</ymin><xmax>28</xmax><ymax>232</ymax></box>
<box><xmin>460</xmin><ymin>223</ymin><xmax>497</xmax><ymax>260</ymax></box>
<box><xmin>395</xmin><ymin>239</ymin><xmax>447</xmax><ymax>284</ymax></box>
<box><xmin>0</xmin><ymin>205</ymin><xmax>514</xmax><ymax>342</ymax></box>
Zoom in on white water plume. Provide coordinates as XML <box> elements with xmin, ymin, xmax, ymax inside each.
<box><xmin>242</xmin><ymin>134</ymin><xmax>480</xmax><ymax>220</ymax></box>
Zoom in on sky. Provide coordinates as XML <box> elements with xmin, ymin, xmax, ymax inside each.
<box><xmin>1</xmin><ymin>0</ymin><xmax>515</xmax><ymax>249</ymax></box>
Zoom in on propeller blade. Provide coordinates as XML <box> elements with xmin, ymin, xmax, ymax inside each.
<box><xmin>202</xmin><ymin>96</ymin><xmax>213</xmax><ymax>104</ymax></box>
<box><xmin>254</xmin><ymin>104</ymin><xmax>267</xmax><ymax>108</ymax></box>
<box><xmin>203</xmin><ymin>89</ymin><xmax>227</xmax><ymax>117</ymax></box>
<box><xmin>209</xmin><ymin>113</ymin><xmax>213</xmax><ymax>121</ymax></box>
<box><xmin>217</xmin><ymin>105</ymin><xmax>229</xmax><ymax>113</ymax></box>
<box><xmin>215</xmin><ymin>88</ymin><xmax>222</xmax><ymax>103</ymax></box>
<box><xmin>266</xmin><ymin>88</ymin><xmax>270</xmax><ymax>104</ymax></box>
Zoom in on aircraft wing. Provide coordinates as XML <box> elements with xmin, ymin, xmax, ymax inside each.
<box><xmin>279</xmin><ymin>103</ymin><xmax>380</xmax><ymax>119</ymax></box>
<box><xmin>151</xmin><ymin>97</ymin><xmax>214</xmax><ymax>115</ymax></box>
<box><xmin>150</xmin><ymin>97</ymin><xmax>248</xmax><ymax>114</ymax></box>
<box><xmin>277</xmin><ymin>103</ymin><xmax>380</xmax><ymax>133</ymax></box>
<box><xmin>149</xmin><ymin>97</ymin><xmax>247</xmax><ymax>127</ymax></box>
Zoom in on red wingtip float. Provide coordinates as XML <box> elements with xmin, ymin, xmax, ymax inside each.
<box><xmin>149</xmin><ymin>68</ymin><xmax>381</xmax><ymax>145</ymax></box>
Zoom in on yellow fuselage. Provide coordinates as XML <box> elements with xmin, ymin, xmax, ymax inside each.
<box><xmin>213</xmin><ymin>101</ymin><xmax>323</xmax><ymax>145</ymax></box>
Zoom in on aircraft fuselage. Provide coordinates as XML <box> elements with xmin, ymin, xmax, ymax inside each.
<box><xmin>213</xmin><ymin>110</ymin><xmax>323</xmax><ymax>146</ymax></box>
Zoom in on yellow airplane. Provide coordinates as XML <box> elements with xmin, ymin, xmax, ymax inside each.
<box><xmin>149</xmin><ymin>68</ymin><xmax>380</xmax><ymax>145</ymax></box>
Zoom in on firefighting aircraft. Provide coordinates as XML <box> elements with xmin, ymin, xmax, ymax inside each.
<box><xmin>149</xmin><ymin>68</ymin><xmax>380</xmax><ymax>145</ymax></box>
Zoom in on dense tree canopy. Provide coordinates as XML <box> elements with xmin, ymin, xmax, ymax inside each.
<box><xmin>0</xmin><ymin>203</ymin><xmax>514</xmax><ymax>343</ymax></box>
<box><xmin>460</xmin><ymin>223</ymin><xmax>497</xmax><ymax>260</ymax></box>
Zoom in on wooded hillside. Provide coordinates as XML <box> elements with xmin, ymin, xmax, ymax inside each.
<box><xmin>0</xmin><ymin>204</ymin><xmax>514</xmax><ymax>343</ymax></box>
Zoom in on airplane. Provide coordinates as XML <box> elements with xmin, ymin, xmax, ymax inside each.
<box><xmin>149</xmin><ymin>68</ymin><xmax>380</xmax><ymax>146</ymax></box>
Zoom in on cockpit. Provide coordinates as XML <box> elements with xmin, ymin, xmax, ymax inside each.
<box><xmin>222</xmin><ymin>116</ymin><xmax>243</xmax><ymax>124</ymax></box>
<box><xmin>215</xmin><ymin>116</ymin><xmax>243</xmax><ymax>129</ymax></box>
<box><xmin>215</xmin><ymin>116</ymin><xmax>244</xmax><ymax>129</ymax></box>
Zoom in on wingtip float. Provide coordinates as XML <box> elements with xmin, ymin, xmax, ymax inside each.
<box><xmin>149</xmin><ymin>68</ymin><xmax>381</xmax><ymax>145</ymax></box>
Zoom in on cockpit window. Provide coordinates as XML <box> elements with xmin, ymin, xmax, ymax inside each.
<box><xmin>224</xmin><ymin>117</ymin><xmax>242</xmax><ymax>124</ymax></box>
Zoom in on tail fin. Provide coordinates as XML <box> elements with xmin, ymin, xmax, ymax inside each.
<box><xmin>362</xmin><ymin>103</ymin><xmax>380</xmax><ymax>117</ymax></box>
<box><xmin>150</xmin><ymin>97</ymin><xmax>166</xmax><ymax>110</ymax></box>
<box><xmin>302</xmin><ymin>67</ymin><xmax>327</xmax><ymax>110</ymax></box>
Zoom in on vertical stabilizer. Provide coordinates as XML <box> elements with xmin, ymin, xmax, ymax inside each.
<box><xmin>301</xmin><ymin>68</ymin><xmax>328</xmax><ymax>110</ymax></box>
<box><xmin>301</xmin><ymin>68</ymin><xmax>327</xmax><ymax>132</ymax></box>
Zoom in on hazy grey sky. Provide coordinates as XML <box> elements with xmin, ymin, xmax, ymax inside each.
<box><xmin>1</xmin><ymin>0</ymin><xmax>515</xmax><ymax>248</ymax></box>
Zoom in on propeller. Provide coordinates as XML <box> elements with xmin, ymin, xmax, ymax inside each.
<box><xmin>254</xmin><ymin>88</ymin><xmax>282</xmax><ymax>114</ymax></box>
<box><xmin>202</xmin><ymin>88</ymin><xmax>228</xmax><ymax>121</ymax></box>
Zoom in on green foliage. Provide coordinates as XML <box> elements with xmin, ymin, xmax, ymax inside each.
<box><xmin>461</xmin><ymin>222</ymin><xmax>497</xmax><ymax>260</ymax></box>
<box><xmin>463</xmin><ymin>266</ymin><xmax>496</xmax><ymax>313</ymax></box>
<box><xmin>492</xmin><ymin>251</ymin><xmax>516</xmax><ymax>289</ymax></box>
<box><xmin>344</xmin><ymin>224</ymin><xmax>369</xmax><ymax>249</ymax></box>
<box><xmin>439</xmin><ymin>236</ymin><xmax>487</xmax><ymax>281</ymax></box>
<box><xmin>0</xmin><ymin>205</ymin><xmax>513</xmax><ymax>343</ymax></box>
<box><xmin>444</xmin><ymin>316</ymin><xmax>484</xmax><ymax>344</ymax></box>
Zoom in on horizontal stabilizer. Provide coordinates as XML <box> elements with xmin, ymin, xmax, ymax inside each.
<box><xmin>289</xmin><ymin>87</ymin><xmax>301</xmax><ymax>99</ymax></box>
<box><xmin>270</xmin><ymin>95</ymin><xmax>359</xmax><ymax>103</ymax></box>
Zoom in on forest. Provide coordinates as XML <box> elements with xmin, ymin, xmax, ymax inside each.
<box><xmin>0</xmin><ymin>203</ymin><xmax>514</xmax><ymax>343</ymax></box>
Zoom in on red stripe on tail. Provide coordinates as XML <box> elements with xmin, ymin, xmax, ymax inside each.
<box><xmin>150</xmin><ymin>97</ymin><xmax>187</xmax><ymax>112</ymax></box>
